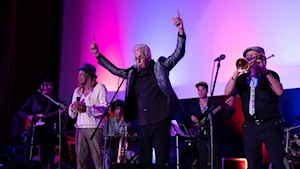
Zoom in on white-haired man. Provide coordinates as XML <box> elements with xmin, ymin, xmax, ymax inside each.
<box><xmin>90</xmin><ymin>10</ymin><xmax>186</xmax><ymax>167</ymax></box>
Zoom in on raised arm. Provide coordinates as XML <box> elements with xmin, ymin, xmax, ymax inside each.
<box><xmin>264</xmin><ymin>71</ymin><xmax>284</xmax><ymax>96</ymax></box>
<box><xmin>224</xmin><ymin>70</ymin><xmax>240</xmax><ymax>96</ymax></box>
<box><xmin>90</xmin><ymin>37</ymin><xmax>128</xmax><ymax>79</ymax></box>
<box><xmin>96</xmin><ymin>53</ymin><xmax>128</xmax><ymax>79</ymax></box>
<box><xmin>247</xmin><ymin>60</ymin><xmax>283</xmax><ymax>96</ymax></box>
<box><xmin>162</xmin><ymin>10</ymin><xmax>186</xmax><ymax>70</ymax></box>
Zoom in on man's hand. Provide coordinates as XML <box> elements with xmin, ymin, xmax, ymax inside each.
<box><xmin>172</xmin><ymin>9</ymin><xmax>184</xmax><ymax>35</ymax></box>
<box><xmin>71</xmin><ymin>101</ymin><xmax>86</xmax><ymax>113</ymax></box>
<box><xmin>90</xmin><ymin>36</ymin><xmax>99</xmax><ymax>56</ymax></box>
<box><xmin>252</xmin><ymin>62</ymin><xmax>268</xmax><ymax>75</ymax></box>
<box><xmin>191</xmin><ymin>115</ymin><xmax>199</xmax><ymax>124</ymax></box>
<box><xmin>28</xmin><ymin>115</ymin><xmax>39</xmax><ymax>121</ymax></box>
<box><xmin>225</xmin><ymin>96</ymin><xmax>235</xmax><ymax>107</ymax></box>
<box><xmin>114</xmin><ymin>132</ymin><xmax>122</xmax><ymax>137</ymax></box>
<box><xmin>28</xmin><ymin>115</ymin><xmax>33</xmax><ymax>121</ymax></box>
<box><xmin>59</xmin><ymin>108</ymin><xmax>67</xmax><ymax>114</ymax></box>
<box><xmin>251</xmin><ymin>53</ymin><xmax>268</xmax><ymax>75</ymax></box>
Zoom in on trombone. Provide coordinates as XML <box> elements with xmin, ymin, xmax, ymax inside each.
<box><xmin>236</xmin><ymin>54</ymin><xmax>274</xmax><ymax>72</ymax></box>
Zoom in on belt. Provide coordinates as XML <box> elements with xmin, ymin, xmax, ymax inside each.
<box><xmin>248</xmin><ymin>117</ymin><xmax>280</xmax><ymax>125</ymax></box>
<box><xmin>253</xmin><ymin>119</ymin><xmax>268</xmax><ymax>125</ymax></box>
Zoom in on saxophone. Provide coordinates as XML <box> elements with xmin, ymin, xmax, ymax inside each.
<box><xmin>117</xmin><ymin>125</ymin><xmax>128</xmax><ymax>163</ymax></box>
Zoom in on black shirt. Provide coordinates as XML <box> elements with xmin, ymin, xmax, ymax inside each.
<box><xmin>235</xmin><ymin>70</ymin><xmax>281</xmax><ymax>122</ymax></box>
<box><xmin>134</xmin><ymin>60</ymin><xmax>168</xmax><ymax>126</ymax></box>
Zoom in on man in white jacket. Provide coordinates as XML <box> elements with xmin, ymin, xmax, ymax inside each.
<box><xmin>69</xmin><ymin>63</ymin><xmax>109</xmax><ymax>169</ymax></box>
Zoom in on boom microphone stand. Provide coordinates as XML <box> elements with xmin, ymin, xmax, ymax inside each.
<box><xmin>209</xmin><ymin>59</ymin><xmax>222</xmax><ymax>169</ymax></box>
<box><xmin>90</xmin><ymin>78</ymin><xmax>126</xmax><ymax>169</ymax></box>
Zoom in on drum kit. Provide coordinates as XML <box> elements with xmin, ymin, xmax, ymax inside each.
<box><xmin>274</xmin><ymin>116</ymin><xmax>300</xmax><ymax>169</ymax></box>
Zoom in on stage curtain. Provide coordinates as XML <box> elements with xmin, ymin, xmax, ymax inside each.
<box><xmin>0</xmin><ymin>0</ymin><xmax>18</xmax><ymax>145</ymax></box>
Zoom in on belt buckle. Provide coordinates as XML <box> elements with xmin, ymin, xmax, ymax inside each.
<box><xmin>254</xmin><ymin>119</ymin><xmax>261</xmax><ymax>124</ymax></box>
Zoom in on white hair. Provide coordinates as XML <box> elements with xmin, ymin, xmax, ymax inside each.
<box><xmin>133</xmin><ymin>44</ymin><xmax>152</xmax><ymax>59</ymax></box>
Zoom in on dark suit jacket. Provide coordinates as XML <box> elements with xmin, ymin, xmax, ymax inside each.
<box><xmin>96</xmin><ymin>33</ymin><xmax>186</xmax><ymax>123</ymax></box>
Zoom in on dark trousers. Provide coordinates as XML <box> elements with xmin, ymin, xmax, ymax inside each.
<box><xmin>197</xmin><ymin>136</ymin><xmax>221</xmax><ymax>169</ymax></box>
<box><xmin>24</xmin><ymin>130</ymin><xmax>70</xmax><ymax>169</ymax></box>
<box><xmin>24</xmin><ymin>131</ymin><xmax>55</xmax><ymax>169</ymax></box>
<box><xmin>243</xmin><ymin>119</ymin><xmax>285</xmax><ymax>169</ymax></box>
<box><xmin>138</xmin><ymin>118</ymin><xmax>171</xmax><ymax>165</ymax></box>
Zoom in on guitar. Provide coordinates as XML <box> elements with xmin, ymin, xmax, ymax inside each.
<box><xmin>189</xmin><ymin>96</ymin><xmax>234</xmax><ymax>138</ymax></box>
<box><xmin>24</xmin><ymin>108</ymin><xmax>67</xmax><ymax>130</ymax></box>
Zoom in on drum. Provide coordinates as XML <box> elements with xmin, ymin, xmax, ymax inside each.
<box><xmin>288</xmin><ymin>134</ymin><xmax>300</xmax><ymax>157</ymax></box>
<box><xmin>293</xmin><ymin>134</ymin><xmax>300</xmax><ymax>147</ymax></box>
<box><xmin>268</xmin><ymin>156</ymin><xmax>294</xmax><ymax>169</ymax></box>
<box><xmin>126</xmin><ymin>150</ymin><xmax>139</xmax><ymax>164</ymax></box>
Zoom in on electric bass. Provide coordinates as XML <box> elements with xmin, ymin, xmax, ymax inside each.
<box><xmin>24</xmin><ymin>108</ymin><xmax>67</xmax><ymax>130</ymax></box>
<box><xmin>188</xmin><ymin>96</ymin><xmax>234</xmax><ymax>138</ymax></box>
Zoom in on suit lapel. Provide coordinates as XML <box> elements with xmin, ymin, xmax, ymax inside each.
<box><xmin>128</xmin><ymin>69</ymin><xmax>137</xmax><ymax>89</ymax></box>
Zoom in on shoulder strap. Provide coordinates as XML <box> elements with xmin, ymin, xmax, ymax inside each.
<box><xmin>44</xmin><ymin>99</ymin><xmax>53</xmax><ymax>115</ymax></box>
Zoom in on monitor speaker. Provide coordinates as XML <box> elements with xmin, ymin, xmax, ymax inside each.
<box><xmin>109</xmin><ymin>163</ymin><xmax>169</xmax><ymax>169</ymax></box>
<box><xmin>1</xmin><ymin>159</ymin><xmax>46</xmax><ymax>169</ymax></box>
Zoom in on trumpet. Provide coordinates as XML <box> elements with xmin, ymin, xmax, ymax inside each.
<box><xmin>236</xmin><ymin>54</ymin><xmax>274</xmax><ymax>72</ymax></box>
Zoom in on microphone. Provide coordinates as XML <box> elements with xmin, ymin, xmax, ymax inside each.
<box><xmin>76</xmin><ymin>97</ymin><xmax>80</xmax><ymax>102</ymax></box>
<box><xmin>214</xmin><ymin>54</ymin><xmax>226</xmax><ymax>62</ymax></box>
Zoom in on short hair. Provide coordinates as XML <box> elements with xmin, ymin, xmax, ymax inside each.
<box><xmin>111</xmin><ymin>99</ymin><xmax>125</xmax><ymax>112</ymax></box>
<box><xmin>133</xmin><ymin>44</ymin><xmax>151</xmax><ymax>60</ymax></box>
<box><xmin>243</xmin><ymin>46</ymin><xmax>267</xmax><ymax>65</ymax></box>
<box><xmin>41</xmin><ymin>76</ymin><xmax>54</xmax><ymax>85</ymax></box>
<box><xmin>195</xmin><ymin>81</ymin><xmax>208</xmax><ymax>90</ymax></box>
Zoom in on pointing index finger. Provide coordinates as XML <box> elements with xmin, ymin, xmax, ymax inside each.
<box><xmin>177</xmin><ymin>9</ymin><xmax>180</xmax><ymax>18</ymax></box>
<box><xmin>92</xmin><ymin>36</ymin><xmax>96</xmax><ymax>43</ymax></box>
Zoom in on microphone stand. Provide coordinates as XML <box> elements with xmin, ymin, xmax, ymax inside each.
<box><xmin>90</xmin><ymin>78</ymin><xmax>126</xmax><ymax>169</ymax></box>
<box><xmin>209</xmin><ymin>60</ymin><xmax>221</xmax><ymax>169</ymax></box>
<box><xmin>29</xmin><ymin>114</ymin><xmax>37</xmax><ymax>161</ymax></box>
<box><xmin>37</xmin><ymin>89</ymin><xmax>66</xmax><ymax>169</ymax></box>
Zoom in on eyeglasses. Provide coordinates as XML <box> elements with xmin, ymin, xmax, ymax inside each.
<box><xmin>133</xmin><ymin>55</ymin><xmax>146</xmax><ymax>61</ymax></box>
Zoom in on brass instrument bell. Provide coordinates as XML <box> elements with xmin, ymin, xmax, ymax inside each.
<box><xmin>236</xmin><ymin>54</ymin><xmax>274</xmax><ymax>72</ymax></box>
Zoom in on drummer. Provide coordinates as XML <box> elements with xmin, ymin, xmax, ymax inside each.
<box><xmin>103</xmin><ymin>99</ymin><xmax>129</xmax><ymax>137</ymax></box>
<box><xmin>103</xmin><ymin>100</ymin><xmax>137</xmax><ymax>168</ymax></box>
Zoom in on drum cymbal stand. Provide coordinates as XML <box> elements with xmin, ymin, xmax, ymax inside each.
<box><xmin>284</xmin><ymin>125</ymin><xmax>300</xmax><ymax>153</ymax></box>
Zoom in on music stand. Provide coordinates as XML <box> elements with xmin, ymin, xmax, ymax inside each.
<box><xmin>179</xmin><ymin>124</ymin><xmax>190</xmax><ymax>136</ymax></box>
<box><xmin>171</xmin><ymin>120</ymin><xmax>190</xmax><ymax>169</ymax></box>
